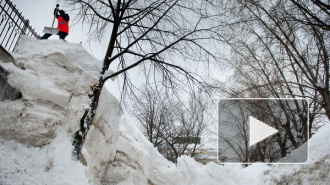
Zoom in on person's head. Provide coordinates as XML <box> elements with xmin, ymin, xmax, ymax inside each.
<box><xmin>59</xmin><ymin>10</ymin><xmax>70</xmax><ymax>21</ymax></box>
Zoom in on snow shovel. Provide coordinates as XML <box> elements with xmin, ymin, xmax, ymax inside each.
<box><xmin>43</xmin><ymin>4</ymin><xmax>60</xmax><ymax>34</ymax></box>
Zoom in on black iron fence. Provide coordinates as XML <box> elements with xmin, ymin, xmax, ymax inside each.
<box><xmin>0</xmin><ymin>0</ymin><xmax>40</xmax><ymax>53</ymax></box>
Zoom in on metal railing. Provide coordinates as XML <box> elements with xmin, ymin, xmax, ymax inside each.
<box><xmin>0</xmin><ymin>0</ymin><xmax>40</xmax><ymax>53</ymax></box>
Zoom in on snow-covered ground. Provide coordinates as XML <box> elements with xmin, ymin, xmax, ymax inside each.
<box><xmin>0</xmin><ymin>134</ymin><xmax>89</xmax><ymax>185</ymax></box>
<box><xmin>0</xmin><ymin>36</ymin><xmax>329</xmax><ymax>184</ymax></box>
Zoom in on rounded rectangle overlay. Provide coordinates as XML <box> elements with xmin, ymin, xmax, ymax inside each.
<box><xmin>217</xmin><ymin>98</ymin><xmax>309</xmax><ymax>164</ymax></box>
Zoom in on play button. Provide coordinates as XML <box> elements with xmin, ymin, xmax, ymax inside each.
<box><xmin>217</xmin><ymin>98</ymin><xmax>308</xmax><ymax>164</ymax></box>
<box><xmin>249</xmin><ymin>116</ymin><xmax>278</xmax><ymax>147</ymax></box>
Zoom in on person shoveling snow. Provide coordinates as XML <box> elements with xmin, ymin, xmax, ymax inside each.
<box><xmin>41</xmin><ymin>4</ymin><xmax>69</xmax><ymax>40</ymax></box>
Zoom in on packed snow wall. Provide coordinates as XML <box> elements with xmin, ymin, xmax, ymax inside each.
<box><xmin>0</xmin><ymin>36</ymin><xmax>102</xmax><ymax>184</ymax></box>
<box><xmin>0</xmin><ymin>46</ymin><xmax>21</xmax><ymax>101</ymax></box>
<box><xmin>0</xmin><ymin>36</ymin><xmax>102</xmax><ymax>146</ymax></box>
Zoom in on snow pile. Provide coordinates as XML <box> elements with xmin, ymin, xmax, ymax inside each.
<box><xmin>0</xmin><ymin>134</ymin><xmax>89</xmax><ymax>185</ymax></box>
<box><xmin>0</xmin><ymin>36</ymin><xmax>101</xmax><ymax>146</ymax></box>
<box><xmin>262</xmin><ymin>124</ymin><xmax>330</xmax><ymax>184</ymax></box>
<box><xmin>0</xmin><ymin>36</ymin><xmax>329</xmax><ymax>185</ymax></box>
<box><xmin>0</xmin><ymin>36</ymin><xmax>101</xmax><ymax>184</ymax></box>
<box><xmin>81</xmin><ymin>88</ymin><xmax>256</xmax><ymax>184</ymax></box>
<box><xmin>81</xmin><ymin>88</ymin><xmax>182</xmax><ymax>184</ymax></box>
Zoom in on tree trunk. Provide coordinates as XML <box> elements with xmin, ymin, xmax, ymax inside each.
<box><xmin>72</xmin><ymin>5</ymin><xmax>121</xmax><ymax>159</ymax></box>
<box><xmin>320</xmin><ymin>89</ymin><xmax>330</xmax><ymax>121</ymax></box>
<box><xmin>72</xmin><ymin>77</ymin><xmax>104</xmax><ymax>160</ymax></box>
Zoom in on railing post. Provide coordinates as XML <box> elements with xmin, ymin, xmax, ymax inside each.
<box><xmin>0</xmin><ymin>0</ymin><xmax>40</xmax><ymax>52</ymax></box>
<box><xmin>22</xmin><ymin>19</ymin><xmax>28</xmax><ymax>35</ymax></box>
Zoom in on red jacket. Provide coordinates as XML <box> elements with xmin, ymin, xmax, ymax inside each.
<box><xmin>58</xmin><ymin>16</ymin><xmax>69</xmax><ymax>33</ymax></box>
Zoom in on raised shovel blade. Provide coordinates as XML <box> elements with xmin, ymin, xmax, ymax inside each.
<box><xmin>43</xmin><ymin>27</ymin><xmax>59</xmax><ymax>35</ymax></box>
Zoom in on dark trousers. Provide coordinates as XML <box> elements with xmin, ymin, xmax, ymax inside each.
<box><xmin>41</xmin><ymin>31</ymin><xmax>68</xmax><ymax>40</ymax></box>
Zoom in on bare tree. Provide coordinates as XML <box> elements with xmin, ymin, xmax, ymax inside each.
<box><xmin>130</xmin><ymin>87</ymin><xmax>209</xmax><ymax>163</ymax></box>
<box><xmin>66</xmin><ymin>0</ymin><xmax>222</xmax><ymax>158</ymax></box>
<box><xmin>288</xmin><ymin>0</ymin><xmax>330</xmax><ymax>31</ymax></box>
<box><xmin>214</xmin><ymin>0</ymin><xmax>329</xmax><ymax>122</ymax></box>
<box><xmin>130</xmin><ymin>86</ymin><xmax>170</xmax><ymax>147</ymax></box>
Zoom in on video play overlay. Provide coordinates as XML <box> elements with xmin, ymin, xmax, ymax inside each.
<box><xmin>218</xmin><ymin>98</ymin><xmax>309</xmax><ymax>164</ymax></box>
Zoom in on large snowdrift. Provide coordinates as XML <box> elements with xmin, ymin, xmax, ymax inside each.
<box><xmin>0</xmin><ymin>36</ymin><xmax>101</xmax><ymax>184</ymax></box>
<box><xmin>0</xmin><ymin>36</ymin><xmax>329</xmax><ymax>185</ymax></box>
<box><xmin>0</xmin><ymin>36</ymin><xmax>101</xmax><ymax>146</ymax></box>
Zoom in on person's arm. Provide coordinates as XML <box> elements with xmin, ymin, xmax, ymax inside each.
<box><xmin>63</xmin><ymin>14</ymin><xmax>70</xmax><ymax>22</ymax></box>
<box><xmin>54</xmin><ymin>4</ymin><xmax>59</xmax><ymax>19</ymax></box>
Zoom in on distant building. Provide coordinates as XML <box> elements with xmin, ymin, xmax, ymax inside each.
<box><xmin>190</xmin><ymin>148</ymin><xmax>225</xmax><ymax>165</ymax></box>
